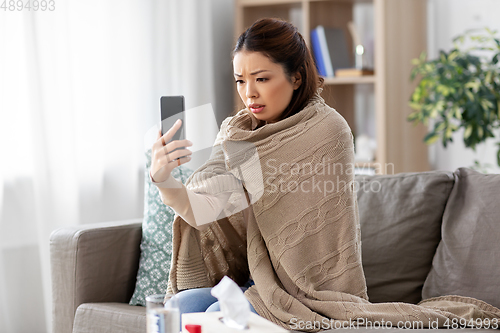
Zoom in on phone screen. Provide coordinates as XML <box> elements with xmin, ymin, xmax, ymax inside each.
<box><xmin>160</xmin><ymin>96</ymin><xmax>185</xmax><ymax>141</ymax></box>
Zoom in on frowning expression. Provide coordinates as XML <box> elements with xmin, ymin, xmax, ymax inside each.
<box><xmin>233</xmin><ymin>51</ymin><xmax>301</xmax><ymax>123</ymax></box>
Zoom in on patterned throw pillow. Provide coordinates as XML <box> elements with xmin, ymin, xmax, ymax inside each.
<box><xmin>129</xmin><ymin>150</ymin><xmax>193</xmax><ymax>306</ymax></box>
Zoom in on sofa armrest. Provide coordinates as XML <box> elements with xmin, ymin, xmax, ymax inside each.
<box><xmin>50</xmin><ymin>219</ymin><xmax>142</xmax><ymax>333</ymax></box>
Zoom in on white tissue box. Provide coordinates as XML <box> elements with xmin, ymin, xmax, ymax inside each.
<box><xmin>182</xmin><ymin>311</ymin><xmax>288</xmax><ymax>332</ymax></box>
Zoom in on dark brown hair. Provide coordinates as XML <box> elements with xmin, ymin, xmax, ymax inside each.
<box><xmin>233</xmin><ymin>18</ymin><xmax>323</xmax><ymax>121</ymax></box>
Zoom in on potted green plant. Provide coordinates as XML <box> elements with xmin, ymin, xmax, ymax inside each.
<box><xmin>407</xmin><ymin>28</ymin><xmax>500</xmax><ymax>167</ymax></box>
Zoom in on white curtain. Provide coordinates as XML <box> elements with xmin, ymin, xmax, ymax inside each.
<box><xmin>0</xmin><ymin>0</ymin><xmax>234</xmax><ymax>332</ymax></box>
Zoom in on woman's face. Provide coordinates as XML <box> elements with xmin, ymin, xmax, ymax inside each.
<box><xmin>233</xmin><ymin>51</ymin><xmax>301</xmax><ymax>123</ymax></box>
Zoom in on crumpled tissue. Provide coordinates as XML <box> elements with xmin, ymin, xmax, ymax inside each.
<box><xmin>211</xmin><ymin>276</ymin><xmax>250</xmax><ymax>330</ymax></box>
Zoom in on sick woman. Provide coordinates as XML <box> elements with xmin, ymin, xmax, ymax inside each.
<box><xmin>149</xmin><ymin>17</ymin><xmax>498</xmax><ymax>333</ymax></box>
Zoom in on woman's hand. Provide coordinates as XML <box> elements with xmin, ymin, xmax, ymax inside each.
<box><xmin>151</xmin><ymin>119</ymin><xmax>193</xmax><ymax>183</ymax></box>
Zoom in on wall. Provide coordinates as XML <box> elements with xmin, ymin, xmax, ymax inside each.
<box><xmin>211</xmin><ymin>0</ymin><xmax>236</xmax><ymax>124</ymax></box>
<box><xmin>427</xmin><ymin>0</ymin><xmax>500</xmax><ymax>173</ymax></box>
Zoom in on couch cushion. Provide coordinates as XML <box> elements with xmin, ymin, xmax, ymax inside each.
<box><xmin>422</xmin><ymin>167</ymin><xmax>500</xmax><ymax>308</ymax></box>
<box><xmin>73</xmin><ymin>303</ymin><xmax>145</xmax><ymax>333</ymax></box>
<box><xmin>355</xmin><ymin>171</ymin><xmax>454</xmax><ymax>304</ymax></box>
<box><xmin>129</xmin><ymin>150</ymin><xmax>193</xmax><ymax>306</ymax></box>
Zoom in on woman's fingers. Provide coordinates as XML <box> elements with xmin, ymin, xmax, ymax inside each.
<box><xmin>153</xmin><ymin>130</ymin><xmax>165</xmax><ymax>151</ymax></box>
<box><xmin>162</xmin><ymin>140</ymin><xmax>192</xmax><ymax>155</ymax></box>
<box><xmin>175</xmin><ymin>155</ymin><xmax>192</xmax><ymax>167</ymax></box>
<box><xmin>159</xmin><ymin>139</ymin><xmax>192</xmax><ymax>162</ymax></box>
<box><xmin>150</xmin><ymin>121</ymin><xmax>193</xmax><ymax>183</ymax></box>
<box><xmin>165</xmin><ymin>148</ymin><xmax>192</xmax><ymax>162</ymax></box>
<box><xmin>154</xmin><ymin>119</ymin><xmax>181</xmax><ymax>149</ymax></box>
<box><xmin>151</xmin><ymin>150</ymin><xmax>191</xmax><ymax>182</ymax></box>
<box><xmin>169</xmin><ymin>139</ymin><xmax>193</xmax><ymax>150</ymax></box>
<box><xmin>154</xmin><ymin>147</ymin><xmax>192</xmax><ymax>168</ymax></box>
<box><xmin>161</xmin><ymin>119</ymin><xmax>182</xmax><ymax>144</ymax></box>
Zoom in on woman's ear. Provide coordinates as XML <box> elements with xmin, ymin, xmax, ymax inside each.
<box><xmin>292</xmin><ymin>72</ymin><xmax>302</xmax><ymax>90</ymax></box>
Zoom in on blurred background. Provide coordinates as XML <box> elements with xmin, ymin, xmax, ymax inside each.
<box><xmin>0</xmin><ymin>0</ymin><xmax>499</xmax><ymax>332</ymax></box>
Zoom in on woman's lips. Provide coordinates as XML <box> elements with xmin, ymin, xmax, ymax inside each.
<box><xmin>249</xmin><ymin>104</ymin><xmax>265</xmax><ymax>113</ymax></box>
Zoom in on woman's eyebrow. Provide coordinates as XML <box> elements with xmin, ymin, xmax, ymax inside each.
<box><xmin>234</xmin><ymin>69</ymin><xmax>270</xmax><ymax>77</ymax></box>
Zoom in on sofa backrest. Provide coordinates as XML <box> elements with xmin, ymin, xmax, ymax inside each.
<box><xmin>422</xmin><ymin>167</ymin><xmax>500</xmax><ymax>309</ymax></box>
<box><xmin>354</xmin><ymin>171</ymin><xmax>455</xmax><ymax>304</ymax></box>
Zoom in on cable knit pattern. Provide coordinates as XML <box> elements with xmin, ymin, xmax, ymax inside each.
<box><xmin>166</xmin><ymin>94</ymin><xmax>500</xmax><ymax>331</ymax></box>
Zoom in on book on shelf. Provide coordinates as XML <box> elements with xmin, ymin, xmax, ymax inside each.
<box><xmin>310</xmin><ymin>26</ymin><xmax>351</xmax><ymax>78</ymax></box>
<box><xmin>310</xmin><ymin>27</ymin><xmax>328</xmax><ymax>77</ymax></box>
<box><xmin>335</xmin><ymin>68</ymin><xmax>374</xmax><ymax>77</ymax></box>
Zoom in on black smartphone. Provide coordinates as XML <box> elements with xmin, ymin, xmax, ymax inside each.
<box><xmin>160</xmin><ymin>95</ymin><xmax>185</xmax><ymax>141</ymax></box>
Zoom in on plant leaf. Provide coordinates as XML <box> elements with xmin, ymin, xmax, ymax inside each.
<box><xmin>440</xmin><ymin>51</ymin><xmax>447</xmax><ymax>63</ymax></box>
<box><xmin>478</xmin><ymin>126</ymin><xmax>484</xmax><ymax>139</ymax></box>
<box><xmin>435</xmin><ymin>121</ymin><xmax>446</xmax><ymax>132</ymax></box>
<box><xmin>419</xmin><ymin>51</ymin><xmax>427</xmax><ymax>62</ymax></box>
<box><xmin>485</xmin><ymin>71</ymin><xmax>492</xmax><ymax>84</ymax></box>
<box><xmin>464</xmin><ymin>124</ymin><xmax>473</xmax><ymax>139</ymax></box>
<box><xmin>445</xmin><ymin>127</ymin><xmax>453</xmax><ymax>139</ymax></box>
<box><xmin>493</xmin><ymin>53</ymin><xmax>500</xmax><ymax>64</ymax></box>
<box><xmin>407</xmin><ymin>111</ymin><xmax>420</xmax><ymax>122</ymax></box>
<box><xmin>424</xmin><ymin>132</ymin><xmax>440</xmax><ymax>145</ymax></box>
<box><xmin>448</xmin><ymin>50</ymin><xmax>459</xmax><ymax>62</ymax></box>
<box><xmin>480</xmin><ymin>99</ymin><xmax>494</xmax><ymax>111</ymax></box>
<box><xmin>466</xmin><ymin>90</ymin><xmax>475</xmax><ymax>101</ymax></box>
<box><xmin>410</xmin><ymin>67</ymin><xmax>418</xmax><ymax>81</ymax></box>
<box><xmin>408</xmin><ymin>27</ymin><xmax>500</xmax><ymax>164</ymax></box>
<box><xmin>409</xmin><ymin>102</ymin><xmax>422</xmax><ymax>111</ymax></box>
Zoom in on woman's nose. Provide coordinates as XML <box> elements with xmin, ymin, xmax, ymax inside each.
<box><xmin>246</xmin><ymin>82</ymin><xmax>258</xmax><ymax>99</ymax></box>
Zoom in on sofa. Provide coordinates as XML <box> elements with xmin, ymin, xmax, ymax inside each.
<box><xmin>50</xmin><ymin>167</ymin><xmax>500</xmax><ymax>333</ymax></box>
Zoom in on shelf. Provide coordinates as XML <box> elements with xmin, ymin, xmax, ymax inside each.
<box><xmin>322</xmin><ymin>75</ymin><xmax>376</xmax><ymax>85</ymax></box>
<box><xmin>239</xmin><ymin>0</ymin><xmax>371</xmax><ymax>4</ymax></box>
<box><xmin>310</xmin><ymin>0</ymin><xmax>372</xmax><ymax>3</ymax></box>
<box><xmin>238</xmin><ymin>0</ymin><xmax>301</xmax><ymax>6</ymax></box>
<box><xmin>239</xmin><ymin>0</ymin><xmax>373</xmax><ymax>3</ymax></box>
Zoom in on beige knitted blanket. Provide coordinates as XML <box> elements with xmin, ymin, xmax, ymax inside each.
<box><xmin>166</xmin><ymin>94</ymin><xmax>500</xmax><ymax>331</ymax></box>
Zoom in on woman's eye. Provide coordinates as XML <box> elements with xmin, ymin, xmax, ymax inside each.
<box><xmin>257</xmin><ymin>78</ymin><xmax>268</xmax><ymax>82</ymax></box>
<box><xmin>235</xmin><ymin>80</ymin><xmax>244</xmax><ymax>84</ymax></box>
